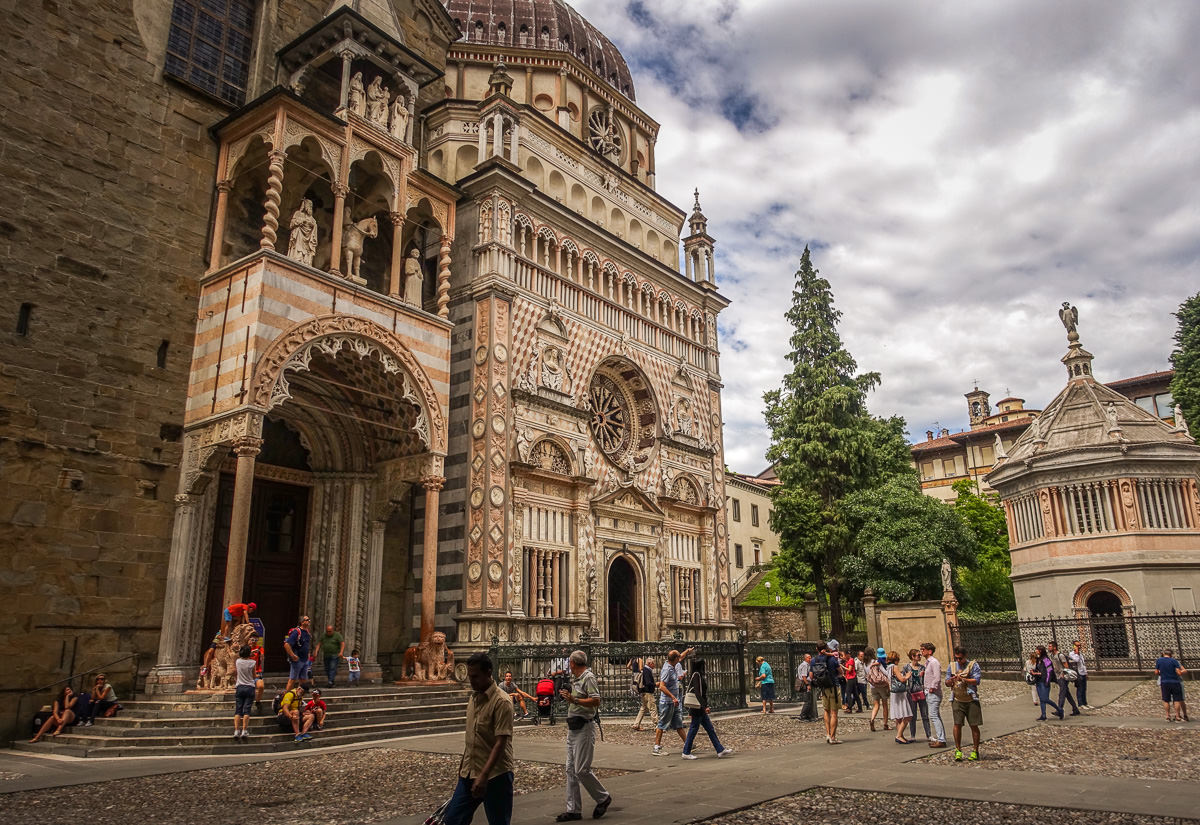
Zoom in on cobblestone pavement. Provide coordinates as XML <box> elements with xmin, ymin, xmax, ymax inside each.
<box><xmin>924</xmin><ymin>724</ymin><xmax>1199</xmax><ymax>781</ymax></box>
<box><xmin>0</xmin><ymin>750</ymin><xmax>629</xmax><ymax>825</ymax></box>
<box><xmin>1088</xmin><ymin>680</ymin><xmax>1190</xmax><ymax>720</ymax></box>
<box><xmin>694</xmin><ymin>788</ymin><xmax>1198</xmax><ymax>824</ymax></box>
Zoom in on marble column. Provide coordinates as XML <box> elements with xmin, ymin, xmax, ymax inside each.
<box><xmin>337</xmin><ymin>49</ymin><xmax>354</xmax><ymax>111</ymax></box>
<box><xmin>209</xmin><ymin>180</ymin><xmax>232</xmax><ymax>271</ymax></box>
<box><xmin>436</xmin><ymin>235</ymin><xmax>452</xmax><ymax>318</ymax></box>
<box><xmin>387</xmin><ymin>212</ymin><xmax>405</xmax><ymax>298</ymax></box>
<box><xmin>222</xmin><ymin>436</ymin><xmax>263</xmax><ymax>607</ymax></box>
<box><xmin>419</xmin><ymin>475</ymin><xmax>445</xmax><ymax>642</ymax></box>
<box><xmin>260</xmin><ymin>150</ymin><xmax>286</xmax><ymax>250</ymax></box>
<box><xmin>329</xmin><ymin>183</ymin><xmax>348</xmax><ymax>274</ymax></box>
<box><xmin>361</xmin><ymin>519</ymin><xmax>387</xmax><ymax>678</ymax></box>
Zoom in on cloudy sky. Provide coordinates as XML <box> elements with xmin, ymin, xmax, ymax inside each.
<box><xmin>572</xmin><ymin>0</ymin><xmax>1200</xmax><ymax>473</ymax></box>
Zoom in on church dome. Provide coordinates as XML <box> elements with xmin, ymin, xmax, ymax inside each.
<box><xmin>444</xmin><ymin>0</ymin><xmax>636</xmax><ymax>100</ymax></box>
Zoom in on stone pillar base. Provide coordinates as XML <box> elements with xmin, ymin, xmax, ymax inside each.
<box><xmin>360</xmin><ymin>662</ymin><xmax>384</xmax><ymax>684</ymax></box>
<box><xmin>145</xmin><ymin>664</ymin><xmax>199</xmax><ymax>695</ymax></box>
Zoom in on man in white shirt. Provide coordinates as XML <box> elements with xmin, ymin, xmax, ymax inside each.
<box><xmin>795</xmin><ymin>653</ymin><xmax>815</xmax><ymax>721</ymax></box>
<box><xmin>920</xmin><ymin>642</ymin><xmax>946</xmax><ymax>748</ymax></box>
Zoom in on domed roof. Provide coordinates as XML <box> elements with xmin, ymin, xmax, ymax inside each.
<box><xmin>444</xmin><ymin>0</ymin><xmax>636</xmax><ymax>100</ymax></box>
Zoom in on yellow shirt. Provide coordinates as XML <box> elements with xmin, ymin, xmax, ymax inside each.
<box><xmin>460</xmin><ymin>682</ymin><xmax>514</xmax><ymax>780</ymax></box>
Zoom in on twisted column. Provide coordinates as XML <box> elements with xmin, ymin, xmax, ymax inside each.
<box><xmin>259</xmin><ymin>150</ymin><xmax>286</xmax><ymax>250</ymax></box>
<box><xmin>436</xmin><ymin>235</ymin><xmax>452</xmax><ymax>319</ymax></box>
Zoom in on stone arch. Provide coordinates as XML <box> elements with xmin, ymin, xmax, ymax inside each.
<box><xmin>249</xmin><ymin>315</ymin><xmax>446</xmax><ymax>454</ymax></box>
<box><xmin>528</xmin><ymin>436</ymin><xmax>575</xmax><ymax>475</ymax></box>
<box><xmin>454</xmin><ymin>144</ymin><xmax>479</xmax><ymax>181</ymax></box>
<box><xmin>586</xmin><ymin>354</ymin><xmax>660</xmax><ymax>471</ymax></box>
<box><xmin>1073</xmin><ymin>579</ymin><xmax>1133</xmax><ymax>613</ymax></box>
<box><xmin>605</xmin><ymin>549</ymin><xmax>644</xmax><ymax>641</ymax></box>
<box><xmin>669</xmin><ymin>474</ymin><xmax>701</xmax><ymax>505</ymax></box>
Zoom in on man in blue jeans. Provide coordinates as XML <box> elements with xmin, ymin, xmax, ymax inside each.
<box><xmin>283</xmin><ymin>616</ymin><xmax>312</xmax><ymax>692</ymax></box>
<box><xmin>444</xmin><ymin>652</ymin><xmax>513</xmax><ymax>825</ymax></box>
<box><xmin>920</xmin><ymin>642</ymin><xmax>946</xmax><ymax>747</ymax></box>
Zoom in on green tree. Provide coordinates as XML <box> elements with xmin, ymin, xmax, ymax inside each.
<box><xmin>840</xmin><ymin>471</ymin><xmax>978</xmax><ymax>601</ymax></box>
<box><xmin>764</xmin><ymin>246</ymin><xmax>907</xmax><ymax>634</ymax></box>
<box><xmin>950</xmin><ymin>478</ymin><xmax>1016</xmax><ymax>611</ymax></box>
<box><xmin>1170</xmin><ymin>292</ymin><xmax>1200</xmax><ymax>431</ymax></box>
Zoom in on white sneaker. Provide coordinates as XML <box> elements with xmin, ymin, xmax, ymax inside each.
<box><xmin>651</xmin><ymin>745</ymin><xmax>666</xmax><ymax>756</ymax></box>
<box><xmin>681</xmin><ymin>753</ymin><xmax>698</xmax><ymax>760</ymax></box>
<box><xmin>718</xmin><ymin>748</ymin><xmax>734</xmax><ymax>758</ymax></box>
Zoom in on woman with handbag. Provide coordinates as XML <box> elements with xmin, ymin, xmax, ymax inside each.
<box><xmin>1032</xmin><ymin>645</ymin><xmax>1063</xmax><ymax>721</ymax></box>
<box><xmin>905</xmin><ymin>649</ymin><xmax>931</xmax><ymax>741</ymax></box>
<box><xmin>680</xmin><ymin>659</ymin><xmax>733</xmax><ymax>760</ymax></box>
<box><xmin>885</xmin><ymin>650</ymin><xmax>914</xmax><ymax>744</ymax></box>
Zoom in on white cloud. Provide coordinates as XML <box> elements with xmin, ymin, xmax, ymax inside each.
<box><xmin>574</xmin><ymin>0</ymin><xmax>1200</xmax><ymax>472</ymax></box>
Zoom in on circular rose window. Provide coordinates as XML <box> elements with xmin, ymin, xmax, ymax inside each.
<box><xmin>588</xmin><ymin>364</ymin><xmax>657</xmax><ymax>469</ymax></box>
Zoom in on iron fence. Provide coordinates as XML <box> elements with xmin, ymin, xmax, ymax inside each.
<box><xmin>486</xmin><ymin>637</ymin><xmax>826</xmax><ymax>713</ymax></box>
<box><xmin>818</xmin><ymin>600</ymin><xmax>869</xmax><ymax>648</ymax></box>
<box><xmin>951</xmin><ymin>611</ymin><xmax>1200</xmax><ymax>673</ymax></box>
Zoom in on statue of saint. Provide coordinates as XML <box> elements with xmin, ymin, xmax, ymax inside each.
<box><xmin>541</xmin><ymin>346</ymin><xmax>564</xmax><ymax>391</ymax></box>
<box><xmin>347</xmin><ymin>72</ymin><xmax>366</xmax><ymax>117</ymax></box>
<box><xmin>1105</xmin><ymin>402</ymin><xmax>1120</xmax><ymax>432</ymax></box>
<box><xmin>1172</xmin><ymin>404</ymin><xmax>1190</xmax><ymax>436</ymax></box>
<box><xmin>993</xmin><ymin>432</ymin><xmax>1007</xmax><ymax>460</ymax></box>
<box><xmin>285</xmin><ymin>199</ymin><xmax>318</xmax><ymax>267</ymax></box>
<box><xmin>675</xmin><ymin>397</ymin><xmax>694</xmax><ymax>437</ymax></box>
<box><xmin>389</xmin><ymin>95</ymin><xmax>409</xmax><ymax>141</ymax></box>
<box><xmin>657</xmin><ymin>573</ymin><xmax>670</xmax><ymax>619</ymax></box>
<box><xmin>940</xmin><ymin>558</ymin><xmax>953</xmax><ymax>593</ymax></box>
<box><xmin>402</xmin><ymin>247</ymin><xmax>423</xmax><ymax>306</ymax></box>
<box><xmin>365</xmin><ymin>76</ymin><xmax>389</xmax><ymax>126</ymax></box>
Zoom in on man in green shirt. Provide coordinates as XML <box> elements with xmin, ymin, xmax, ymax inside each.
<box><xmin>318</xmin><ymin>625</ymin><xmax>345</xmax><ymax>688</ymax></box>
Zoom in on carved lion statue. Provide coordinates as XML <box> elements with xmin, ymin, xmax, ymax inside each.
<box><xmin>197</xmin><ymin>623</ymin><xmax>257</xmax><ymax>690</ymax></box>
<box><xmin>402</xmin><ymin>631</ymin><xmax>455</xmax><ymax>681</ymax></box>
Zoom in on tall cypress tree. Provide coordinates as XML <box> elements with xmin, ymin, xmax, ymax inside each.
<box><xmin>764</xmin><ymin>246</ymin><xmax>905</xmax><ymax>634</ymax></box>
<box><xmin>1170</xmin><ymin>292</ymin><xmax>1200</xmax><ymax>432</ymax></box>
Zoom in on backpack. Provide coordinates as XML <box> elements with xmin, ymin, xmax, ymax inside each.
<box><xmin>271</xmin><ymin>691</ymin><xmax>285</xmax><ymax>715</ymax></box>
<box><xmin>866</xmin><ymin>661</ymin><xmax>888</xmax><ymax>687</ymax></box>
<box><xmin>810</xmin><ymin>658</ymin><xmax>835</xmax><ymax>689</ymax></box>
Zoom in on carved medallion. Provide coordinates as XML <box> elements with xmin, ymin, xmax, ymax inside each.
<box><xmin>468</xmin><ymin>561</ymin><xmax>483</xmax><ymax>582</ymax></box>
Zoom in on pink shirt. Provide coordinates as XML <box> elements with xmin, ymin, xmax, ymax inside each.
<box><xmin>923</xmin><ymin>656</ymin><xmax>942</xmax><ymax>693</ymax></box>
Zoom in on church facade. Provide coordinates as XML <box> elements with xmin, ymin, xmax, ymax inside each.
<box><xmin>0</xmin><ymin>0</ymin><xmax>734</xmax><ymax>701</ymax></box>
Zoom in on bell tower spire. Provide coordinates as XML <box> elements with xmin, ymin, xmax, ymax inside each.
<box><xmin>683</xmin><ymin>188</ymin><xmax>715</xmax><ymax>284</ymax></box>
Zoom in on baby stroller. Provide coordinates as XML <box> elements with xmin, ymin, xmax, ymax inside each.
<box><xmin>534</xmin><ymin>677</ymin><xmax>558</xmax><ymax>725</ymax></box>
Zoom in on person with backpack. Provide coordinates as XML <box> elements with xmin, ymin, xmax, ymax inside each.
<box><xmin>811</xmin><ymin>640</ymin><xmax>843</xmax><ymax>744</ymax></box>
<box><xmin>885</xmin><ymin>650</ymin><xmax>914</xmax><ymax>744</ymax></box>
<box><xmin>946</xmin><ymin>646</ymin><xmax>983</xmax><ymax>761</ymax></box>
<box><xmin>680</xmin><ymin>659</ymin><xmax>734</xmax><ymax>759</ymax></box>
<box><xmin>275</xmin><ymin>684</ymin><xmax>309</xmax><ymax>742</ymax></box>
<box><xmin>866</xmin><ymin>653</ymin><xmax>891</xmax><ymax>732</ymax></box>
<box><xmin>1048</xmin><ymin>641</ymin><xmax>1081</xmax><ymax>717</ymax></box>
<box><xmin>631</xmin><ymin>656</ymin><xmax>657</xmax><ymax>731</ymax></box>
<box><xmin>283</xmin><ymin>616</ymin><xmax>312</xmax><ymax>692</ymax></box>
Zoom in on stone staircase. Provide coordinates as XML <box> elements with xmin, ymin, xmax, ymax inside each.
<box><xmin>732</xmin><ymin>566</ymin><xmax>771</xmax><ymax>604</ymax></box>
<box><xmin>12</xmin><ymin>682</ymin><xmax>470</xmax><ymax>758</ymax></box>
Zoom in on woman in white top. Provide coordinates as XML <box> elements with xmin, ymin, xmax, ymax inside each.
<box><xmin>80</xmin><ymin>673</ymin><xmax>117</xmax><ymax>726</ymax></box>
<box><xmin>885</xmin><ymin>651</ymin><xmax>914</xmax><ymax>744</ymax></box>
<box><xmin>233</xmin><ymin>645</ymin><xmax>258</xmax><ymax>739</ymax></box>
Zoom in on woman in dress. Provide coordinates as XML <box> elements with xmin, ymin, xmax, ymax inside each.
<box><xmin>886</xmin><ymin>650</ymin><xmax>914</xmax><ymax>744</ymax></box>
<box><xmin>30</xmin><ymin>685</ymin><xmax>78</xmax><ymax>742</ymax></box>
<box><xmin>906</xmin><ymin>648</ymin><xmax>931</xmax><ymax>741</ymax></box>
<box><xmin>680</xmin><ymin>659</ymin><xmax>734</xmax><ymax>759</ymax></box>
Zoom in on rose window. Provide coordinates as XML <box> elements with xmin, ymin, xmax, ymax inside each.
<box><xmin>587</xmin><ymin>106</ymin><xmax>624</xmax><ymax>161</ymax></box>
<box><xmin>588</xmin><ymin>366</ymin><xmax>658</xmax><ymax>469</ymax></box>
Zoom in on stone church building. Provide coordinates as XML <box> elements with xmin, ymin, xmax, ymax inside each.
<box><xmin>0</xmin><ymin>0</ymin><xmax>735</xmax><ymax>701</ymax></box>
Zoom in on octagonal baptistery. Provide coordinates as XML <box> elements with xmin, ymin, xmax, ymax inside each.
<box><xmin>987</xmin><ymin>317</ymin><xmax>1200</xmax><ymax>622</ymax></box>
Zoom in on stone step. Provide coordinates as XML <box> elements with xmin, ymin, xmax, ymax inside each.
<box><xmin>76</xmin><ymin>703</ymin><xmax>469</xmax><ymax>736</ymax></box>
<box><xmin>13</xmin><ymin>717</ymin><xmax>465</xmax><ymax>758</ymax></box>
<box><xmin>119</xmin><ymin>691</ymin><xmax>466</xmax><ymax>715</ymax></box>
<box><xmin>126</xmin><ymin>684</ymin><xmax>455</xmax><ymax>706</ymax></box>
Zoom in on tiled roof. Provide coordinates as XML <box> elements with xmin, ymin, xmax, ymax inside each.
<box><xmin>1105</xmin><ymin>369</ymin><xmax>1173</xmax><ymax>391</ymax></box>
<box><xmin>910</xmin><ymin>417</ymin><xmax>1034</xmax><ymax>452</ymax></box>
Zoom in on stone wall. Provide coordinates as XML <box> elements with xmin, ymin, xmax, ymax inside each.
<box><xmin>733</xmin><ymin>605</ymin><xmax>811</xmax><ymax>640</ymax></box>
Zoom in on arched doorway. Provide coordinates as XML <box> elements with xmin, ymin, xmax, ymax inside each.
<box><xmin>607</xmin><ymin>556</ymin><xmax>639</xmax><ymax>642</ymax></box>
<box><xmin>1087</xmin><ymin>590</ymin><xmax>1129</xmax><ymax>659</ymax></box>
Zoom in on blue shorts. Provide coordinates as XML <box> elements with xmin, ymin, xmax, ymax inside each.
<box><xmin>234</xmin><ymin>685</ymin><xmax>255</xmax><ymax>716</ymax></box>
<box><xmin>289</xmin><ymin>659</ymin><xmax>307</xmax><ymax>680</ymax></box>
<box><xmin>223</xmin><ymin>608</ymin><xmax>233</xmax><ymax>622</ymax></box>
<box><xmin>1161</xmin><ymin>682</ymin><xmax>1184</xmax><ymax>702</ymax></box>
<box><xmin>657</xmin><ymin>699</ymin><xmax>684</xmax><ymax>730</ymax></box>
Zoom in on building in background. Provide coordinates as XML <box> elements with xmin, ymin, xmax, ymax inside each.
<box><xmin>986</xmin><ymin>315</ymin><xmax>1200</xmax><ymax>620</ymax></box>
<box><xmin>913</xmin><ymin>374</ymin><xmax>1176</xmax><ymax>502</ymax></box>
<box><xmin>726</xmin><ymin>469</ymin><xmax>780</xmax><ymax>595</ymax></box>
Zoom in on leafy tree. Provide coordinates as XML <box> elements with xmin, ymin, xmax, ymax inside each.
<box><xmin>950</xmin><ymin>478</ymin><xmax>1015</xmax><ymax>611</ymax></box>
<box><xmin>764</xmin><ymin>247</ymin><xmax>908</xmax><ymax>633</ymax></box>
<box><xmin>1170</xmin><ymin>292</ymin><xmax>1200</xmax><ymax>431</ymax></box>
<box><xmin>840</xmin><ymin>472</ymin><xmax>978</xmax><ymax>601</ymax></box>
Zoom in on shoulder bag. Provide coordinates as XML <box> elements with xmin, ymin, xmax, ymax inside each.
<box><xmin>683</xmin><ymin>673</ymin><xmax>702</xmax><ymax>709</ymax></box>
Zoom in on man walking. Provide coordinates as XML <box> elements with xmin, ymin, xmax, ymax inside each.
<box><xmin>1048</xmin><ymin>642</ymin><xmax>1081</xmax><ymax>716</ymax></box>
<box><xmin>556</xmin><ymin>650</ymin><xmax>612</xmax><ymax>821</ymax></box>
<box><xmin>1068</xmin><ymin>640</ymin><xmax>1090</xmax><ymax>709</ymax></box>
<box><xmin>318</xmin><ymin>624</ymin><xmax>345</xmax><ymax>688</ymax></box>
<box><xmin>920</xmin><ymin>642</ymin><xmax>946</xmax><ymax>748</ymax></box>
<box><xmin>652</xmin><ymin>649</ymin><xmax>688</xmax><ymax>755</ymax></box>
<box><xmin>283</xmin><ymin>616</ymin><xmax>312</xmax><ymax>692</ymax></box>
<box><xmin>632</xmin><ymin>656</ymin><xmax>657</xmax><ymax>730</ymax></box>
<box><xmin>1155</xmin><ymin>648</ymin><xmax>1189</xmax><ymax>722</ymax></box>
<box><xmin>443</xmin><ymin>652</ymin><xmax>513</xmax><ymax>825</ymax></box>
<box><xmin>946</xmin><ymin>646</ymin><xmax>983</xmax><ymax>761</ymax></box>
<box><xmin>795</xmin><ymin>653</ymin><xmax>816</xmax><ymax>722</ymax></box>
<box><xmin>813</xmin><ymin>640</ymin><xmax>843</xmax><ymax>744</ymax></box>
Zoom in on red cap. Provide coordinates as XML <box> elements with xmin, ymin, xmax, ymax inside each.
<box><xmin>247</xmin><ymin>602</ymin><xmax>257</xmax><ymax>610</ymax></box>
